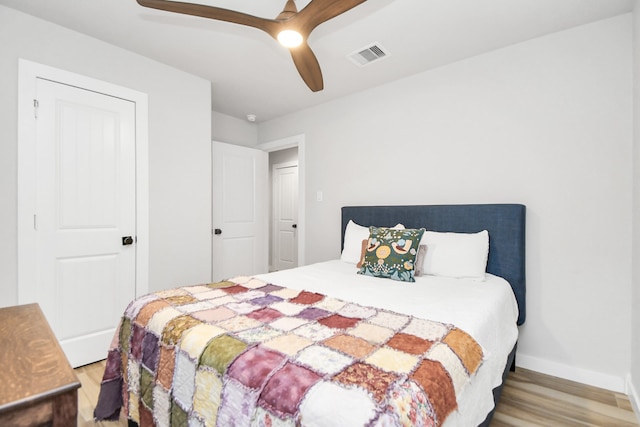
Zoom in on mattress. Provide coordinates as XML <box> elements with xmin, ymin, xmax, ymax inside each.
<box><xmin>255</xmin><ymin>259</ymin><xmax>519</xmax><ymax>427</ymax></box>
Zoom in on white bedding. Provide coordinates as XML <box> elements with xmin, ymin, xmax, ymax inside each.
<box><xmin>256</xmin><ymin>260</ymin><xmax>519</xmax><ymax>427</ymax></box>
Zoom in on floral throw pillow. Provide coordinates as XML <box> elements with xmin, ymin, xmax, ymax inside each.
<box><xmin>358</xmin><ymin>226</ymin><xmax>426</xmax><ymax>282</ymax></box>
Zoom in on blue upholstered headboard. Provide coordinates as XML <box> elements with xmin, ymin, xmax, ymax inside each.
<box><xmin>341</xmin><ymin>204</ymin><xmax>526</xmax><ymax>325</ymax></box>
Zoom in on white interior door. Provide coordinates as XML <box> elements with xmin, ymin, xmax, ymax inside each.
<box><xmin>212</xmin><ymin>141</ymin><xmax>268</xmax><ymax>281</ymax></box>
<box><xmin>26</xmin><ymin>78</ymin><xmax>137</xmax><ymax>367</ymax></box>
<box><xmin>273</xmin><ymin>163</ymin><xmax>299</xmax><ymax>271</ymax></box>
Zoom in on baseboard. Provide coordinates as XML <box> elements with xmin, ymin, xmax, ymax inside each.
<box><xmin>516</xmin><ymin>353</ymin><xmax>626</xmax><ymax>393</ymax></box>
<box><xmin>627</xmin><ymin>375</ymin><xmax>640</xmax><ymax>423</ymax></box>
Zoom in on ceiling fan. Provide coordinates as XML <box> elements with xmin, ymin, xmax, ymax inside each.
<box><xmin>136</xmin><ymin>0</ymin><xmax>368</xmax><ymax>92</ymax></box>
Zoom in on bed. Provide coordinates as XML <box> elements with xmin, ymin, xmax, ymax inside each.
<box><xmin>95</xmin><ymin>203</ymin><xmax>526</xmax><ymax>427</ymax></box>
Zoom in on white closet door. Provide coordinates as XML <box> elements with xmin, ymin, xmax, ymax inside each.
<box><xmin>29</xmin><ymin>78</ymin><xmax>137</xmax><ymax>367</ymax></box>
<box><xmin>212</xmin><ymin>141</ymin><xmax>269</xmax><ymax>281</ymax></box>
<box><xmin>273</xmin><ymin>163</ymin><xmax>299</xmax><ymax>271</ymax></box>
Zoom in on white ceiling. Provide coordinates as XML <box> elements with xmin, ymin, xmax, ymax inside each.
<box><xmin>1</xmin><ymin>0</ymin><xmax>634</xmax><ymax>122</ymax></box>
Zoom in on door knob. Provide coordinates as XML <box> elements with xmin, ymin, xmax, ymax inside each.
<box><xmin>214</xmin><ymin>228</ymin><xmax>222</xmax><ymax>235</ymax></box>
<box><xmin>122</xmin><ymin>236</ymin><xmax>134</xmax><ymax>246</ymax></box>
<box><xmin>292</xmin><ymin>224</ymin><xmax>297</xmax><ymax>229</ymax></box>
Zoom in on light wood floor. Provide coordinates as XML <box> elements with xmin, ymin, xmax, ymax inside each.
<box><xmin>76</xmin><ymin>361</ymin><xmax>639</xmax><ymax>427</ymax></box>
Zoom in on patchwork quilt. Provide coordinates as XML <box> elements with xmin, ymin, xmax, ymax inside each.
<box><xmin>95</xmin><ymin>276</ymin><xmax>483</xmax><ymax>427</ymax></box>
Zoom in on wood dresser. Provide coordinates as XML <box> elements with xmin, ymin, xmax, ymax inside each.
<box><xmin>0</xmin><ymin>303</ymin><xmax>81</xmax><ymax>427</ymax></box>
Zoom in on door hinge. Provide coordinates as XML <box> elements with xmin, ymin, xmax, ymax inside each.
<box><xmin>33</xmin><ymin>99</ymin><xmax>39</xmax><ymax>119</ymax></box>
<box><xmin>33</xmin><ymin>214</ymin><xmax>37</xmax><ymax>230</ymax></box>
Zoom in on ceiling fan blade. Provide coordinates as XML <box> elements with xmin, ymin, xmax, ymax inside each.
<box><xmin>296</xmin><ymin>0</ymin><xmax>367</xmax><ymax>34</ymax></box>
<box><xmin>136</xmin><ymin>0</ymin><xmax>280</xmax><ymax>36</ymax></box>
<box><xmin>289</xmin><ymin>42</ymin><xmax>323</xmax><ymax>92</ymax></box>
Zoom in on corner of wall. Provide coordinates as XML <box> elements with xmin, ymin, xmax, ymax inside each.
<box><xmin>632</xmin><ymin>0</ymin><xmax>640</xmax><ymax>419</ymax></box>
<box><xmin>627</xmin><ymin>374</ymin><xmax>640</xmax><ymax>423</ymax></box>
<box><xmin>517</xmin><ymin>353</ymin><xmax>626</xmax><ymax>393</ymax></box>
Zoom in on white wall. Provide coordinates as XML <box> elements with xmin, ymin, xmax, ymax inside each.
<box><xmin>631</xmin><ymin>1</ymin><xmax>640</xmax><ymax>416</ymax></box>
<box><xmin>212</xmin><ymin>110</ymin><xmax>258</xmax><ymax>146</ymax></box>
<box><xmin>0</xmin><ymin>5</ymin><xmax>212</xmax><ymax>306</ymax></box>
<box><xmin>259</xmin><ymin>15</ymin><xmax>633</xmax><ymax>391</ymax></box>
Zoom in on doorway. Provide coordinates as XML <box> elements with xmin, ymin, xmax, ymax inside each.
<box><xmin>269</xmin><ymin>148</ymin><xmax>299</xmax><ymax>271</ymax></box>
<box><xmin>258</xmin><ymin>134</ymin><xmax>306</xmax><ymax>269</ymax></box>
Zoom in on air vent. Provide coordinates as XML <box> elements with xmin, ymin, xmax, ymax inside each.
<box><xmin>347</xmin><ymin>43</ymin><xmax>389</xmax><ymax>67</ymax></box>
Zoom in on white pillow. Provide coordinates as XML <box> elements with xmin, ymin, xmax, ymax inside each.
<box><xmin>341</xmin><ymin>221</ymin><xmax>406</xmax><ymax>264</ymax></box>
<box><xmin>420</xmin><ymin>230</ymin><xmax>489</xmax><ymax>280</ymax></box>
<box><xmin>341</xmin><ymin>220</ymin><xmax>370</xmax><ymax>264</ymax></box>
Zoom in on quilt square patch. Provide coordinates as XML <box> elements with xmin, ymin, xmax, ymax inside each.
<box><xmin>141</xmin><ymin>332</ymin><xmax>160</xmax><ymax>372</ymax></box>
<box><xmin>387</xmin><ymin>380</ymin><xmax>436</xmax><ymax>427</ymax></box>
<box><xmin>260</xmin><ymin>362</ymin><xmax>321</xmax><ymax>415</ymax></box>
<box><xmin>332</xmin><ymin>362</ymin><xmax>399</xmax><ymax>403</ymax></box>
<box><xmin>216</xmin><ymin>315</ymin><xmax>262</xmax><ymax>332</ymax></box>
<box><xmin>323</xmin><ymin>334</ymin><xmax>375</xmax><ymax>359</ymax></box>
<box><xmin>193</xmin><ymin>289</ymin><xmax>228</xmax><ymax>301</ymax></box>
<box><xmin>411</xmin><ymin>359</ymin><xmax>457</xmax><ymax>424</ymax></box>
<box><xmin>426</xmin><ymin>342</ymin><xmax>469</xmax><ymax>395</ymax></box>
<box><xmin>236</xmin><ymin>326</ymin><xmax>283</xmax><ymax>344</ymax></box>
<box><xmin>180</xmin><ymin>324</ymin><xmax>225</xmax><ymax>360</ymax></box>
<box><xmin>257</xmin><ymin>284</ymin><xmax>284</xmax><ymax>293</ymax></box>
<box><xmin>294</xmin><ymin>323</ymin><xmax>336</xmax><ymax>341</ymax></box>
<box><xmin>318</xmin><ymin>314</ymin><xmax>361</xmax><ymax>329</ymax></box>
<box><xmin>402</xmin><ymin>318</ymin><xmax>450</xmax><ymax>341</ymax></box>
<box><xmin>152</xmin><ymin>383</ymin><xmax>171</xmax><ymax>427</ymax></box>
<box><xmin>165</xmin><ymin>294</ymin><xmax>199</xmax><ymax>306</ymax></box>
<box><xmin>290</xmin><ymin>291</ymin><xmax>324</xmax><ymax>305</ymax></box>
<box><xmin>263</xmin><ymin>333</ymin><xmax>313</xmax><ymax>356</ymax></box>
<box><xmin>225</xmin><ymin>301</ymin><xmax>260</xmax><ymax>315</ymax></box>
<box><xmin>161</xmin><ymin>315</ymin><xmax>202</xmax><ymax>346</ymax></box>
<box><xmin>349</xmin><ymin>322</ymin><xmax>395</xmax><ymax>345</ymax></box>
<box><xmin>442</xmin><ymin>328</ymin><xmax>483</xmax><ymax>375</ymax></box>
<box><xmin>313</xmin><ymin>297</ymin><xmax>347</xmax><ymax>312</ymax></box>
<box><xmin>247</xmin><ymin>307</ymin><xmax>283</xmax><ymax>323</ymax></box>
<box><xmin>157</xmin><ymin>346</ymin><xmax>175</xmax><ymax>390</ymax></box>
<box><xmin>270</xmin><ymin>301</ymin><xmax>306</xmax><ymax>316</ymax></box>
<box><xmin>173</xmin><ymin>351</ymin><xmax>197</xmax><ymax>411</ymax></box>
<box><xmin>156</xmin><ymin>288</ymin><xmax>188</xmax><ymax>298</ymax></box>
<box><xmin>145</xmin><ymin>306</ymin><xmax>182</xmax><ymax>336</ymax></box>
<box><xmin>386</xmin><ymin>332</ymin><xmax>434</xmax><ymax>355</ymax></box>
<box><xmin>227</xmin><ymin>346</ymin><xmax>286</xmax><ymax>389</ymax></box>
<box><xmin>232</xmin><ymin>290</ymin><xmax>266</xmax><ymax>302</ymax></box>
<box><xmin>206</xmin><ymin>295</ymin><xmax>237</xmax><ymax>307</ymax></box>
<box><xmin>222</xmin><ymin>285</ymin><xmax>249</xmax><ymax>294</ymax></box>
<box><xmin>295</xmin><ymin>345</ymin><xmax>353</xmax><ymax>376</ymax></box>
<box><xmin>176</xmin><ymin>301</ymin><xmax>214</xmax><ymax>315</ymax></box>
<box><xmin>338</xmin><ymin>303</ymin><xmax>377</xmax><ymax>319</ymax></box>
<box><xmin>270</xmin><ymin>287</ymin><xmax>302</xmax><ymax>299</ymax></box>
<box><xmin>206</xmin><ymin>280</ymin><xmax>235</xmax><ymax>289</ymax></box>
<box><xmin>127</xmin><ymin>359</ymin><xmax>141</xmax><ymax>395</ymax></box>
<box><xmin>251</xmin><ymin>294</ymin><xmax>284</xmax><ymax>306</ymax></box>
<box><xmin>130</xmin><ymin>324</ymin><xmax>146</xmax><ymax>362</ymax></box>
<box><xmin>269</xmin><ymin>317</ymin><xmax>308</xmax><ymax>332</ymax></box>
<box><xmin>193</xmin><ymin>367</ymin><xmax>223</xmax><ymax>425</ymax></box>
<box><xmin>182</xmin><ymin>285</ymin><xmax>212</xmax><ymax>294</ymax></box>
<box><xmin>190</xmin><ymin>306</ymin><xmax>235</xmax><ymax>323</ymax></box>
<box><xmin>367</xmin><ymin>311</ymin><xmax>410</xmax><ymax>330</ymax></box>
<box><xmin>140</xmin><ymin>368</ymin><xmax>154</xmax><ymax>410</ymax></box>
<box><xmin>365</xmin><ymin>347</ymin><xmax>419</xmax><ymax>374</ymax></box>
<box><xmin>125</xmin><ymin>294</ymin><xmax>159</xmax><ymax>320</ymax></box>
<box><xmin>200</xmin><ymin>334</ymin><xmax>248</xmax><ymax>375</ymax></box>
<box><xmin>216</xmin><ymin>377</ymin><xmax>259</xmax><ymax>427</ymax></box>
<box><xmin>170</xmin><ymin>398</ymin><xmax>187</xmax><ymax>426</ymax></box>
<box><xmin>229</xmin><ymin>277</ymin><xmax>267</xmax><ymax>289</ymax></box>
<box><xmin>299</xmin><ymin>381</ymin><xmax>377</xmax><ymax>425</ymax></box>
<box><xmin>296</xmin><ymin>307</ymin><xmax>330</xmax><ymax>321</ymax></box>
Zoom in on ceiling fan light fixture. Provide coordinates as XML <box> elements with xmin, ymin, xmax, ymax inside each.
<box><xmin>277</xmin><ymin>29</ymin><xmax>303</xmax><ymax>48</ymax></box>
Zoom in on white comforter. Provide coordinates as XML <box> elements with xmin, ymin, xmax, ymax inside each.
<box><xmin>256</xmin><ymin>260</ymin><xmax>519</xmax><ymax>427</ymax></box>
